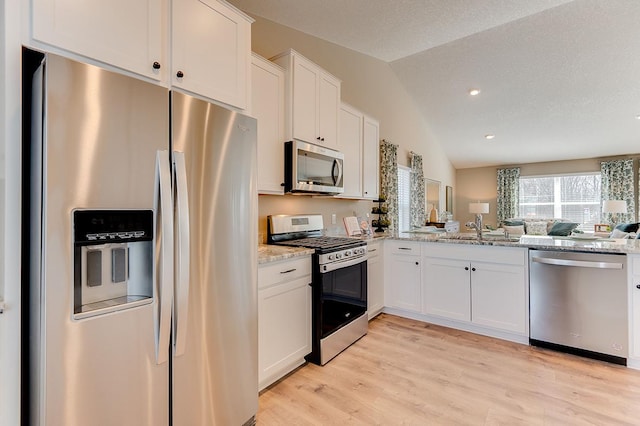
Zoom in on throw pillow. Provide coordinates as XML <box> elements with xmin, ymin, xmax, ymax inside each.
<box><xmin>503</xmin><ymin>219</ymin><xmax>525</xmax><ymax>226</ymax></box>
<box><xmin>610</xmin><ymin>228</ymin><xmax>631</xmax><ymax>239</ymax></box>
<box><xmin>548</xmin><ymin>221</ymin><xmax>579</xmax><ymax>236</ymax></box>
<box><xmin>503</xmin><ymin>225</ymin><xmax>525</xmax><ymax>236</ymax></box>
<box><xmin>615</xmin><ymin>222</ymin><xmax>640</xmax><ymax>233</ymax></box>
<box><xmin>525</xmin><ymin>221</ymin><xmax>548</xmax><ymax>236</ymax></box>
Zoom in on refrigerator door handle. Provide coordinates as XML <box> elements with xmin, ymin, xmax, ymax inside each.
<box><xmin>155</xmin><ymin>150</ymin><xmax>174</xmax><ymax>365</ymax></box>
<box><xmin>173</xmin><ymin>151</ymin><xmax>190</xmax><ymax>357</ymax></box>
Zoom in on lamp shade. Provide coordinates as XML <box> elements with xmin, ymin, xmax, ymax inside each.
<box><xmin>469</xmin><ymin>202</ymin><xmax>489</xmax><ymax>214</ymax></box>
<box><xmin>603</xmin><ymin>200</ymin><xmax>627</xmax><ymax>214</ymax></box>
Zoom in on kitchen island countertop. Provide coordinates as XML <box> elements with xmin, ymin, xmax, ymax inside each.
<box><xmin>387</xmin><ymin>232</ymin><xmax>640</xmax><ymax>254</ymax></box>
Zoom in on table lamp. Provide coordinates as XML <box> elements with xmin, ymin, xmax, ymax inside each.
<box><xmin>603</xmin><ymin>200</ymin><xmax>627</xmax><ymax>229</ymax></box>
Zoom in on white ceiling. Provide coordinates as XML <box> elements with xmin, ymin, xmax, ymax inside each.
<box><xmin>228</xmin><ymin>0</ymin><xmax>640</xmax><ymax>169</ymax></box>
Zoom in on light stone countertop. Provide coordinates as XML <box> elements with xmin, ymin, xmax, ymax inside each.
<box><xmin>258</xmin><ymin>244</ymin><xmax>314</xmax><ymax>264</ymax></box>
<box><xmin>387</xmin><ymin>232</ymin><xmax>640</xmax><ymax>254</ymax></box>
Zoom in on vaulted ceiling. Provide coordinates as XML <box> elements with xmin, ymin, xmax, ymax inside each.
<box><xmin>229</xmin><ymin>0</ymin><xmax>640</xmax><ymax>169</ymax></box>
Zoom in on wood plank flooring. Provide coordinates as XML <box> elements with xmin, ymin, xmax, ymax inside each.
<box><xmin>257</xmin><ymin>313</ymin><xmax>640</xmax><ymax>425</ymax></box>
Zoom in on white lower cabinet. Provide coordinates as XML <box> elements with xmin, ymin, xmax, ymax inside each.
<box><xmin>382</xmin><ymin>241</ymin><xmax>528</xmax><ymax>344</ymax></box>
<box><xmin>422</xmin><ymin>257</ymin><xmax>471</xmax><ymax>321</ymax></box>
<box><xmin>421</xmin><ymin>244</ymin><xmax>528</xmax><ymax>338</ymax></box>
<box><xmin>627</xmin><ymin>255</ymin><xmax>640</xmax><ymax>369</ymax></box>
<box><xmin>367</xmin><ymin>240</ymin><xmax>384</xmax><ymax>319</ymax></box>
<box><xmin>258</xmin><ymin>256</ymin><xmax>311</xmax><ymax>390</ymax></box>
<box><xmin>384</xmin><ymin>241</ymin><xmax>422</xmax><ymax>313</ymax></box>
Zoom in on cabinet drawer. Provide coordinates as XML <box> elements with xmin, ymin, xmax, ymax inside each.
<box><xmin>367</xmin><ymin>241</ymin><xmax>382</xmax><ymax>258</ymax></box>
<box><xmin>258</xmin><ymin>256</ymin><xmax>311</xmax><ymax>289</ymax></box>
<box><xmin>388</xmin><ymin>241</ymin><xmax>420</xmax><ymax>256</ymax></box>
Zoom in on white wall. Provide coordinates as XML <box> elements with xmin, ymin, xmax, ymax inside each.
<box><xmin>0</xmin><ymin>0</ymin><xmax>23</xmax><ymax>423</ymax></box>
<box><xmin>247</xmin><ymin>16</ymin><xmax>456</xmax><ymax>217</ymax></box>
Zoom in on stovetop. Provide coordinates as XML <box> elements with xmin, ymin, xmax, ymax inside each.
<box><xmin>273</xmin><ymin>236</ymin><xmax>365</xmax><ymax>254</ymax></box>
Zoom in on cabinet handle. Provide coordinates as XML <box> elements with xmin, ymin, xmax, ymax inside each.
<box><xmin>464</xmin><ymin>266</ymin><xmax>469</xmax><ymax>271</ymax></box>
<box><xmin>398</xmin><ymin>247</ymin><xmax>412</xmax><ymax>251</ymax></box>
<box><xmin>153</xmin><ymin>61</ymin><xmax>161</xmax><ymax>70</ymax></box>
<box><xmin>176</xmin><ymin>70</ymin><xmax>184</xmax><ymax>78</ymax></box>
<box><xmin>369</xmin><ymin>248</ymin><xmax>377</xmax><ymax>252</ymax></box>
<box><xmin>280</xmin><ymin>268</ymin><xmax>297</xmax><ymax>274</ymax></box>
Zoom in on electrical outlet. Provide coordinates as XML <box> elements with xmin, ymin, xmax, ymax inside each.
<box><xmin>331</xmin><ymin>213</ymin><xmax>337</xmax><ymax>225</ymax></box>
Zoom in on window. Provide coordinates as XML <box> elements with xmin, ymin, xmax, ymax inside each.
<box><xmin>398</xmin><ymin>165</ymin><xmax>411</xmax><ymax>232</ymax></box>
<box><xmin>518</xmin><ymin>173</ymin><xmax>601</xmax><ymax>230</ymax></box>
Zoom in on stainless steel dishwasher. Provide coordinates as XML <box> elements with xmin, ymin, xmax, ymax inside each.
<box><xmin>529</xmin><ymin>249</ymin><xmax>628</xmax><ymax>365</ymax></box>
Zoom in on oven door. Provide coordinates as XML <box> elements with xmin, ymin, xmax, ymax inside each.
<box><xmin>318</xmin><ymin>257</ymin><xmax>367</xmax><ymax>338</ymax></box>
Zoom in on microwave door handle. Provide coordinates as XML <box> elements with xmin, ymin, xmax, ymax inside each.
<box><xmin>332</xmin><ymin>159</ymin><xmax>343</xmax><ymax>185</ymax></box>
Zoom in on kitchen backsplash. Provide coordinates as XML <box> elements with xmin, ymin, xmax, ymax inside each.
<box><xmin>258</xmin><ymin>194</ymin><xmax>373</xmax><ymax>243</ymax></box>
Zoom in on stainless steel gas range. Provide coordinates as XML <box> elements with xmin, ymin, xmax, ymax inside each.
<box><xmin>267</xmin><ymin>214</ymin><xmax>368</xmax><ymax>365</ymax></box>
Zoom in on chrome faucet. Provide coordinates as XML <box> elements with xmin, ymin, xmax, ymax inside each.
<box><xmin>465</xmin><ymin>214</ymin><xmax>483</xmax><ymax>240</ymax></box>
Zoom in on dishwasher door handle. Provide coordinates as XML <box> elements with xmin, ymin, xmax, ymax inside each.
<box><xmin>532</xmin><ymin>256</ymin><xmax>623</xmax><ymax>269</ymax></box>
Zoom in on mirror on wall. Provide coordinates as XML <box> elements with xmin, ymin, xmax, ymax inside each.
<box><xmin>425</xmin><ymin>179</ymin><xmax>441</xmax><ymax>221</ymax></box>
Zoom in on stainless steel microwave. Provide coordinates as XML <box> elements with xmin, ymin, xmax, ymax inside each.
<box><xmin>284</xmin><ymin>140</ymin><xmax>344</xmax><ymax>195</ymax></box>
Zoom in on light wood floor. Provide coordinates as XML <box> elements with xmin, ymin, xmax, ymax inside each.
<box><xmin>257</xmin><ymin>313</ymin><xmax>640</xmax><ymax>425</ymax></box>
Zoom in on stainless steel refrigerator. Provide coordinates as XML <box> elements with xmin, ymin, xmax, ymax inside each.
<box><xmin>22</xmin><ymin>49</ymin><xmax>258</xmax><ymax>425</ymax></box>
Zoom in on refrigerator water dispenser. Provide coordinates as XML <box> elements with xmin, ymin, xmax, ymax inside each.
<box><xmin>73</xmin><ymin>210</ymin><xmax>154</xmax><ymax>319</ymax></box>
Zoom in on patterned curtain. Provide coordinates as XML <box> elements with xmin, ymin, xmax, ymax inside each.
<box><xmin>379</xmin><ymin>140</ymin><xmax>399</xmax><ymax>233</ymax></box>
<box><xmin>496</xmin><ymin>167</ymin><xmax>520</xmax><ymax>226</ymax></box>
<box><xmin>601</xmin><ymin>159</ymin><xmax>635</xmax><ymax>223</ymax></box>
<box><xmin>410</xmin><ymin>152</ymin><xmax>426</xmax><ymax>228</ymax></box>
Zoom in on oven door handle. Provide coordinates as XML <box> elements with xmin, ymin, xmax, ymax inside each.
<box><xmin>320</xmin><ymin>255</ymin><xmax>368</xmax><ymax>273</ymax></box>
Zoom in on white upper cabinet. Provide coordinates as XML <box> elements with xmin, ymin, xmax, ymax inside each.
<box><xmin>337</xmin><ymin>103</ymin><xmax>380</xmax><ymax>200</ymax></box>
<box><xmin>362</xmin><ymin>115</ymin><xmax>380</xmax><ymax>200</ymax></box>
<box><xmin>31</xmin><ymin>0</ymin><xmax>167</xmax><ymax>81</ymax></box>
<box><xmin>338</xmin><ymin>103</ymin><xmax>363</xmax><ymax>198</ymax></box>
<box><xmin>251</xmin><ymin>53</ymin><xmax>285</xmax><ymax>195</ymax></box>
<box><xmin>271</xmin><ymin>49</ymin><xmax>341</xmax><ymax>150</ymax></box>
<box><xmin>30</xmin><ymin>0</ymin><xmax>252</xmax><ymax>109</ymax></box>
<box><xmin>172</xmin><ymin>0</ymin><xmax>252</xmax><ymax>109</ymax></box>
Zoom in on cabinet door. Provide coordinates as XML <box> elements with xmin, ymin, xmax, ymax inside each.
<box><xmin>362</xmin><ymin>115</ymin><xmax>380</xmax><ymax>200</ymax></box>
<box><xmin>338</xmin><ymin>103</ymin><xmax>363</xmax><ymax>198</ymax></box>
<box><xmin>471</xmin><ymin>261</ymin><xmax>527</xmax><ymax>334</ymax></box>
<box><xmin>387</xmin><ymin>254</ymin><xmax>422</xmax><ymax>313</ymax></box>
<box><xmin>252</xmin><ymin>55</ymin><xmax>285</xmax><ymax>194</ymax></box>
<box><xmin>172</xmin><ymin>0</ymin><xmax>251</xmax><ymax>109</ymax></box>
<box><xmin>367</xmin><ymin>242</ymin><xmax>384</xmax><ymax>319</ymax></box>
<box><xmin>32</xmin><ymin>0</ymin><xmax>165</xmax><ymax>81</ymax></box>
<box><xmin>422</xmin><ymin>257</ymin><xmax>471</xmax><ymax>321</ymax></box>
<box><xmin>291</xmin><ymin>56</ymin><xmax>319</xmax><ymax>144</ymax></box>
<box><xmin>632</xmin><ymin>274</ymin><xmax>640</xmax><ymax>360</ymax></box>
<box><xmin>258</xmin><ymin>276</ymin><xmax>311</xmax><ymax>390</ymax></box>
<box><xmin>318</xmin><ymin>73</ymin><xmax>340</xmax><ymax>149</ymax></box>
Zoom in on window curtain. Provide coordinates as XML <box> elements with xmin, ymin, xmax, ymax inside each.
<box><xmin>379</xmin><ymin>140</ymin><xmax>399</xmax><ymax>233</ymax></box>
<box><xmin>496</xmin><ymin>167</ymin><xmax>520</xmax><ymax>226</ymax></box>
<box><xmin>409</xmin><ymin>152</ymin><xmax>426</xmax><ymax>228</ymax></box>
<box><xmin>601</xmin><ymin>159</ymin><xmax>635</xmax><ymax>223</ymax></box>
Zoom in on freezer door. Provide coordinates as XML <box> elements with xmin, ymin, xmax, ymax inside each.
<box><xmin>26</xmin><ymin>51</ymin><xmax>170</xmax><ymax>425</ymax></box>
<box><xmin>171</xmin><ymin>91</ymin><xmax>258</xmax><ymax>425</ymax></box>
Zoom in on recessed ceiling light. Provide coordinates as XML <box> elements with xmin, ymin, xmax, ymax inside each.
<box><xmin>484</xmin><ymin>134</ymin><xmax>495</xmax><ymax>140</ymax></box>
<box><xmin>469</xmin><ymin>89</ymin><xmax>481</xmax><ymax>96</ymax></box>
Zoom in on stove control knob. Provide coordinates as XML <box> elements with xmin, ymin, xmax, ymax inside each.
<box><xmin>345</xmin><ymin>250</ymin><xmax>351</xmax><ymax>257</ymax></box>
<box><xmin>336</xmin><ymin>253</ymin><xmax>343</xmax><ymax>259</ymax></box>
<box><xmin>328</xmin><ymin>254</ymin><xmax>334</xmax><ymax>260</ymax></box>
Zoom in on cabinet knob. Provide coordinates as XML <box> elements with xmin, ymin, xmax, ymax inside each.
<box><xmin>280</xmin><ymin>183</ymin><xmax>285</xmax><ymax>187</ymax></box>
<box><xmin>472</xmin><ymin>267</ymin><xmax>476</xmax><ymax>272</ymax></box>
<box><xmin>415</xmin><ymin>261</ymin><xmax>419</xmax><ymax>266</ymax></box>
<box><xmin>152</xmin><ymin>61</ymin><xmax>161</xmax><ymax>70</ymax></box>
<box><xmin>176</xmin><ymin>70</ymin><xmax>184</xmax><ymax>78</ymax></box>
<box><xmin>320</xmin><ymin>137</ymin><xmax>325</xmax><ymax>141</ymax></box>
<box><xmin>316</xmin><ymin>137</ymin><xmax>321</xmax><ymax>141</ymax></box>
<box><xmin>636</xmin><ymin>284</ymin><xmax>640</xmax><ymax>289</ymax></box>
<box><xmin>464</xmin><ymin>266</ymin><xmax>469</xmax><ymax>271</ymax></box>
